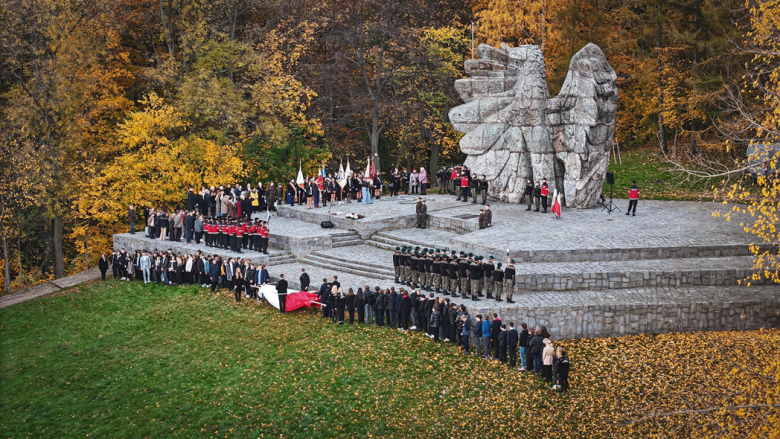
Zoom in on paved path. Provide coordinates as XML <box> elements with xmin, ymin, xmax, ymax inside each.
<box><xmin>0</xmin><ymin>268</ymin><xmax>101</xmax><ymax>309</ymax></box>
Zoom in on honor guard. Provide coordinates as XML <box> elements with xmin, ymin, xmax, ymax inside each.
<box><xmin>483</xmin><ymin>257</ymin><xmax>495</xmax><ymax>298</ymax></box>
<box><xmin>492</xmin><ymin>263</ymin><xmax>504</xmax><ymax>301</ymax></box>
<box><xmin>504</xmin><ymin>259</ymin><xmax>516</xmax><ymax>303</ymax></box>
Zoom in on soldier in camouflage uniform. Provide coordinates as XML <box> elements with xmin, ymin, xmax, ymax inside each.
<box><xmin>393</xmin><ymin>247</ymin><xmax>401</xmax><ymax>283</ymax></box>
<box><xmin>504</xmin><ymin>259</ymin><xmax>516</xmax><ymax>303</ymax></box>
<box><xmin>449</xmin><ymin>253</ymin><xmax>460</xmax><ymax>297</ymax></box>
<box><xmin>483</xmin><ymin>256</ymin><xmax>495</xmax><ymax>299</ymax></box>
<box><xmin>469</xmin><ymin>257</ymin><xmax>481</xmax><ymax>302</ymax></box>
<box><xmin>493</xmin><ymin>262</ymin><xmax>504</xmax><ymax>301</ymax></box>
<box><xmin>458</xmin><ymin>253</ymin><xmax>469</xmax><ymax>299</ymax></box>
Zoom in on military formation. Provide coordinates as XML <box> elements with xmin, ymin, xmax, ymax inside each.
<box><xmin>203</xmin><ymin>218</ymin><xmax>270</xmax><ymax>254</ymax></box>
<box><xmin>392</xmin><ymin>247</ymin><xmax>517</xmax><ymax>303</ymax></box>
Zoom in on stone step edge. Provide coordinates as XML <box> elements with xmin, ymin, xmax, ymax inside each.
<box><xmin>305</xmin><ymin>253</ymin><xmax>396</xmax><ymax>275</ymax></box>
<box><xmin>297</xmin><ymin>257</ymin><xmax>395</xmax><ymax>280</ymax></box>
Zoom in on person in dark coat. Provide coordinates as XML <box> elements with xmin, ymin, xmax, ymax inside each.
<box><xmin>356</xmin><ymin>288</ymin><xmax>365</xmax><ymax>324</ymax></box>
<box><xmin>498</xmin><ymin>324</ymin><xmax>508</xmax><ymax>363</ymax></box>
<box><xmin>299</xmin><ymin>268</ymin><xmax>310</xmax><ymax>291</ymax></box>
<box><xmin>424</xmin><ymin>293</ymin><xmax>435</xmax><ymax>335</ymax></box>
<box><xmin>336</xmin><ymin>287</ymin><xmax>346</xmax><ymax>324</ymax></box>
<box><xmin>428</xmin><ymin>305</ymin><xmax>442</xmax><ymax>341</ymax></box>
<box><xmin>98</xmin><ymin>254</ymin><xmax>109</xmax><ymax>281</ymax></box>
<box><xmin>317</xmin><ymin>278</ymin><xmax>330</xmax><ymax>318</ymax></box>
<box><xmin>399</xmin><ymin>290</ymin><xmax>412</xmax><ymax>331</ymax></box>
<box><xmin>375</xmin><ymin>290</ymin><xmax>386</xmax><ymax>327</ymax></box>
<box><xmin>276</xmin><ymin>274</ymin><xmax>288</xmax><ymax>313</ymax></box>
<box><xmin>128</xmin><ymin>205</ymin><xmax>137</xmax><ymax>234</ymax></box>
<box><xmin>556</xmin><ymin>350</ymin><xmax>570</xmax><ymax>393</ymax></box>
<box><xmin>386</xmin><ymin>288</ymin><xmax>397</xmax><ymax>328</ymax></box>
<box><xmin>448</xmin><ymin>304</ymin><xmax>458</xmax><ymax>343</ymax></box>
<box><xmin>528</xmin><ymin>327</ymin><xmax>549</xmax><ymax>374</ymax></box>
<box><xmin>518</xmin><ymin>323</ymin><xmax>529</xmax><ymax>370</ymax></box>
<box><xmin>187</xmin><ymin>187</ymin><xmax>197</xmax><ymax>211</ymax></box>
<box><xmin>346</xmin><ymin>288</ymin><xmax>356</xmax><ymax>324</ymax></box>
<box><xmin>507</xmin><ymin>322</ymin><xmax>519</xmax><ymax>367</ymax></box>
<box><xmin>490</xmin><ymin>313</ymin><xmax>502</xmax><ymax>359</ymax></box>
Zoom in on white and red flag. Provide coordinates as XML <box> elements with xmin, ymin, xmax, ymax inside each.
<box><xmin>551</xmin><ymin>189</ymin><xmax>562</xmax><ymax>219</ymax></box>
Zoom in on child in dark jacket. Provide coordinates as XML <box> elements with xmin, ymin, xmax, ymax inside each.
<box><xmin>556</xmin><ymin>349</ymin><xmax>570</xmax><ymax>393</ymax></box>
<box><xmin>429</xmin><ymin>306</ymin><xmax>442</xmax><ymax>341</ymax></box>
<box><xmin>498</xmin><ymin>324</ymin><xmax>508</xmax><ymax>363</ymax></box>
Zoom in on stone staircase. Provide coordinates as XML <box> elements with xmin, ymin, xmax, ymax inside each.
<box><xmin>269</xmin><ymin>251</ymin><xmax>296</xmax><ymax>266</ymax></box>
<box><xmin>297</xmin><ymin>244</ymin><xmax>396</xmax><ymax>281</ymax></box>
<box><xmin>331</xmin><ymin>231</ymin><xmax>362</xmax><ymax>248</ymax></box>
<box><xmin>366</xmin><ymin>231</ymin><xmax>451</xmax><ymax>252</ymax></box>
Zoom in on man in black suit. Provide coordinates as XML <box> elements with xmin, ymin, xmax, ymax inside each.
<box><xmin>490</xmin><ymin>313</ymin><xmax>502</xmax><ymax>360</ymax></box>
<box><xmin>317</xmin><ymin>278</ymin><xmax>330</xmax><ymax>318</ymax></box>
<box><xmin>507</xmin><ymin>322</ymin><xmax>519</xmax><ymax>368</ymax></box>
<box><xmin>276</xmin><ymin>274</ymin><xmax>288</xmax><ymax>313</ymax></box>
<box><xmin>299</xmin><ymin>268</ymin><xmax>310</xmax><ymax>291</ymax></box>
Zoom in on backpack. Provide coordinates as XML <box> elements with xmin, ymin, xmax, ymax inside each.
<box><xmin>482</xmin><ymin>320</ymin><xmax>491</xmax><ymax>337</ymax></box>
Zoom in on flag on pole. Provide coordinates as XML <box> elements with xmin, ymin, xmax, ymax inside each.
<box><xmin>336</xmin><ymin>161</ymin><xmax>347</xmax><ymax>188</ymax></box>
<box><xmin>369</xmin><ymin>157</ymin><xmax>376</xmax><ymax>179</ymax></box>
<box><xmin>345</xmin><ymin>158</ymin><xmax>351</xmax><ymax>180</ymax></box>
<box><xmin>364</xmin><ymin>157</ymin><xmax>371</xmax><ymax>178</ymax></box>
<box><xmin>506</xmin><ymin>242</ymin><xmax>510</xmax><ymax>264</ymax></box>
<box><xmin>296</xmin><ymin>161</ymin><xmax>305</xmax><ymax>188</ymax></box>
<box><xmin>551</xmin><ymin>189</ymin><xmax>562</xmax><ymax>219</ymax></box>
<box><xmin>317</xmin><ymin>164</ymin><xmax>324</xmax><ymax>190</ymax></box>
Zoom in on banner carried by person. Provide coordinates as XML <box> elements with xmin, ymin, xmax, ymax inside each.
<box><xmin>364</xmin><ymin>157</ymin><xmax>371</xmax><ymax>178</ymax></box>
<box><xmin>345</xmin><ymin>158</ymin><xmax>351</xmax><ymax>181</ymax></box>
<box><xmin>317</xmin><ymin>165</ymin><xmax>325</xmax><ymax>190</ymax></box>
<box><xmin>551</xmin><ymin>189</ymin><xmax>562</xmax><ymax>219</ymax></box>
<box><xmin>336</xmin><ymin>161</ymin><xmax>347</xmax><ymax>188</ymax></box>
<box><xmin>296</xmin><ymin>162</ymin><xmax>305</xmax><ymax>188</ymax></box>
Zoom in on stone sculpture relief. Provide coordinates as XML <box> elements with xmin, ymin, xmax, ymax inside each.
<box><xmin>448</xmin><ymin>43</ymin><xmax>618</xmax><ymax>207</ymax></box>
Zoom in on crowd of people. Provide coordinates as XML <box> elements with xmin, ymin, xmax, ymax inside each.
<box><xmin>313</xmin><ymin>279</ymin><xmax>569</xmax><ymax>393</ymax></box>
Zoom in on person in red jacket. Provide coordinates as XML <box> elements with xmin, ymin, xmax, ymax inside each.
<box><xmin>540</xmin><ymin>178</ymin><xmax>549</xmax><ymax>213</ymax></box>
<box><xmin>459</xmin><ymin>171</ymin><xmax>470</xmax><ymax>202</ymax></box>
<box><xmin>234</xmin><ymin>222</ymin><xmax>243</xmax><ymax>253</ymax></box>
<box><xmin>626</xmin><ymin>181</ymin><xmax>640</xmax><ymax>216</ymax></box>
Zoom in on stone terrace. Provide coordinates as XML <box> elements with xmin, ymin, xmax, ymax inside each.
<box><xmin>116</xmin><ymin>195</ymin><xmax>779</xmax><ymax>339</ymax></box>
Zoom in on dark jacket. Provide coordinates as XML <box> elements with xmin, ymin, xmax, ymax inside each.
<box><xmin>474</xmin><ymin>320</ymin><xmax>483</xmax><ymax>337</ymax></box>
<box><xmin>529</xmin><ymin>334</ymin><xmax>545</xmax><ymax>355</ymax></box>
<box><xmin>376</xmin><ymin>293</ymin><xmax>386</xmax><ymax>310</ymax></box>
<box><xmin>387</xmin><ymin>291</ymin><xmax>397</xmax><ymax>310</ymax></box>
<box><xmin>276</xmin><ymin>279</ymin><xmax>288</xmax><ymax>295</ymax></box>
<box><xmin>317</xmin><ymin>282</ymin><xmax>330</xmax><ymax>303</ymax></box>
<box><xmin>128</xmin><ymin>208</ymin><xmax>137</xmax><ymax>222</ymax></box>
<box><xmin>98</xmin><ymin>257</ymin><xmax>109</xmax><ymax>272</ymax></box>
<box><xmin>498</xmin><ymin>330</ymin><xmax>507</xmax><ymax>347</ymax></box>
<box><xmin>208</xmin><ymin>262</ymin><xmax>221</xmax><ymax>282</ymax></box>
<box><xmin>429</xmin><ymin>310</ymin><xmax>442</xmax><ymax>328</ymax></box>
<box><xmin>299</xmin><ymin>273</ymin><xmax>310</xmax><ymax>291</ymax></box>
<box><xmin>346</xmin><ymin>294</ymin><xmax>355</xmax><ymax>310</ymax></box>
<box><xmin>507</xmin><ymin>328</ymin><xmax>519</xmax><ymax>349</ymax></box>
<box><xmin>188</xmin><ymin>191</ymin><xmax>197</xmax><ymax>210</ymax></box>
<box><xmin>519</xmin><ymin>329</ymin><xmax>530</xmax><ymax>348</ymax></box>
<box><xmin>490</xmin><ymin>318</ymin><xmax>502</xmax><ymax>341</ymax></box>
<box><xmin>400</xmin><ymin>295</ymin><xmax>412</xmax><ymax>313</ymax></box>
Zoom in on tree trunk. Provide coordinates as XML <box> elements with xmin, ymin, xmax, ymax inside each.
<box><xmin>656</xmin><ymin>15</ymin><xmax>668</xmax><ymax>155</ymax></box>
<box><xmin>370</xmin><ymin>99</ymin><xmax>381</xmax><ymax>177</ymax></box>
<box><xmin>17</xmin><ymin>231</ymin><xmax>23</xmax><ymax>289</ymax></box>
<box><xmin>53</xmin><ymin>216</ymin><xmax>64</xmax><ymax>278</ymax></box>
<box><xmin>85</xmin><ymin>226</ymin><xmax>89</xmax><ymax>270</ymax></box>
<box><xmin>689</xmin><ymin>0</ymin><xmax>698</xmax><ymax>156</ymax></box>
<box><xmin>3</xmin><ymin>236</ymin><xmax>9</xmax><ymax>292</ymax></box>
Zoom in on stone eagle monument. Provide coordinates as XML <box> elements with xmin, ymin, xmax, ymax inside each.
<box><xmin>448</xmin><ymin>43</ymin><xmax>618</xmax><ymax>208</ymax></box>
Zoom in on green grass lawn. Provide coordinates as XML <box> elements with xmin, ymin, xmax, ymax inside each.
<box><xmin>2</xmin><ymin>280</ymin><xmax>777</xmax><ymax>438</ymax></box>
<box><xmin>603</xmin><ymin>147</ymin><xmax>714</xmax><ymax>201</ymax></box>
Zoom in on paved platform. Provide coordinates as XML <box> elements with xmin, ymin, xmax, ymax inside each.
<box><xmin>113</xmin><ymin>195</ymin><xmax>779</xmax><ymax>339</ymax></box>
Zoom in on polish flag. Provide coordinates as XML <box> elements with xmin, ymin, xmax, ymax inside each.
<box><xmin>317</xmin><ymin>165</ymin><xmax>324</xmax><ymax>190</ymax></box>
<box><xmin>551</xmin><ymin>189</ymin><xmax>562</xmax><ymax>218</ymax></box>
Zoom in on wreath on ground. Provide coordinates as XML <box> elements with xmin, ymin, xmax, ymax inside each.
<box><xmin>345</xmin><ymin>213</ymin><xmax>365</xmax><ymax>220</ymax></box>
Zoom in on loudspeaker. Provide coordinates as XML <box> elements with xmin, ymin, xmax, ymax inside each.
<box><xmin>320</xmin><ymin>221</ymin><xmax>334</xmax><ymax>228</ymax></box>
<box><xmin>606</xmin><ymin>171</ymin><xmax>614</xmax><ymax>185</ymax></box>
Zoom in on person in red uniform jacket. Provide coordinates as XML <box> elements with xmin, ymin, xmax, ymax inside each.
<box><xmin>540</xmin><ymin>178</ymin><xmax>549</xmax><ymax>213</ymax></box>
<box><xmin>627</xmin><ymin>181</ymin><xmax>640</xmax><ymax>216</ymax></box>
<box><xmin>234</xmin><ymin>223</ymin><xmax>243</xmax><ymax>253</ymax></box>
<box><xmin>459</xmin><ymin>171</ymin><xmax>469</xmax><ymax>202</ymax></box>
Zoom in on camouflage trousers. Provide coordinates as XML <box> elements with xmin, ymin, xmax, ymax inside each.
<box><xmin>449</xmin><ymin>278</ymin><xmax>459</xmax><ymax>294</ymax></box>
<box><xmin>505</xmin><ymin>279</ymin><xmax>515</xmax><ymax>300</ymax></box>
<box><xmin>493</xmin><ymin>281</ymin><xmax>504</xmax><ymax>300</ymax></box>
<box><xmin>485</xmin><ymin>279</ymin><xmax>494</xmax><ymax>296</ymax></box>
<box><xmin>470</xmin><ymin>280</ymin><xmax>480</xmax><ymax>299</ymax></box>
<box><xmin>394</xmin><ymin>266</ymin><xmax>400</xmax><ymax>280</ymax></box>
<box><xmin>460</xmin><ymin>278</ymin><xmax>469</xmax><ymax>297</ymax></box>
<box><xmin>433</xmin><ymin>274</ymin><xmax>442</xmax><ymax>291</ymax></box>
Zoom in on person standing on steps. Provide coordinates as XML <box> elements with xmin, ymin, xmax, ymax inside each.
<box><xmin>415</xmin><ymin>197</ymin><xmax>423</xmax><ymax>228</ymax></box>
<box><xmin>480</xmin><ymin>175</ymin><xmax>488</xmax><ymax>205</ymax></box>
<box><xmin>419</xmin><ymin>200</ymin><xmax>428</xmax><ymax>229</ymax></box>
<box><xmin>504</xmin><ymin>259</ymin><xmax>516</xmax><ymax>303</ymax></box>
<box><xmin>540</xmin><ymin>178</ymin><xmax>550</xmax><ymax>213</ymax></box>
<box><xmin>128</xmin><ymin>205</ymin><xmax>137</xmax><ymax>234</ymax></box>
<box><xmin>532</xmin><ymin>181</ymin><xmax>542</xmax><ymax>212</ymax></box>
<box><xmin>627</xmin><ymin>180</ymin><xmax>640</xmax><ymax>216</ymax></box>
<box><xmin>299</xmin><ymin>268</ymin><xmax>310</xmax><ymax>292</ymax></box>
<box><xmin>524</xmin><ymin>179</ymin><xmax>534</xmax><ymax>211</ymax></box>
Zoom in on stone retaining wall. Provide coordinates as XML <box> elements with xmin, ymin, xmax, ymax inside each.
<box><xmin>447</xmin><ymin>242</ymin><xmax>774</xmax><ymax>263</ymax></box>
<box><xmin>515</xmin><ymin>268</ymin><xmax>762</xmax><ymax>291</ymax></box>
<box><xmin>465</xmin><ymin>297</ymin><xmax>780</xmax><ymax>339</ymax></box>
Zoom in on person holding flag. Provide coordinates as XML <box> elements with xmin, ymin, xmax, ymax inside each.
<box><xmin>336</xmin><ymin>161</ymin><xmax>347</xmax><ymax>205</ymax></box>
<box><xmin>362</xmin><ymin>157</ymin><xmax>373</xmax><ymax>204</ymax></box>
<box><xmin>551</xmin><ymin>189</ymin><xmax>562</xmax><ymax>220</ymax></box>
<box><xmin>315</xmin><ymin>165</ymin><xmax>325</xmax><ymax>208</ymax></box>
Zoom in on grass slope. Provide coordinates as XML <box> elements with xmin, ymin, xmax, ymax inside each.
<box><xmin>1</xmin><ymin>281</ymin><xmax>778</xmax><ymax>438</ymax></box>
